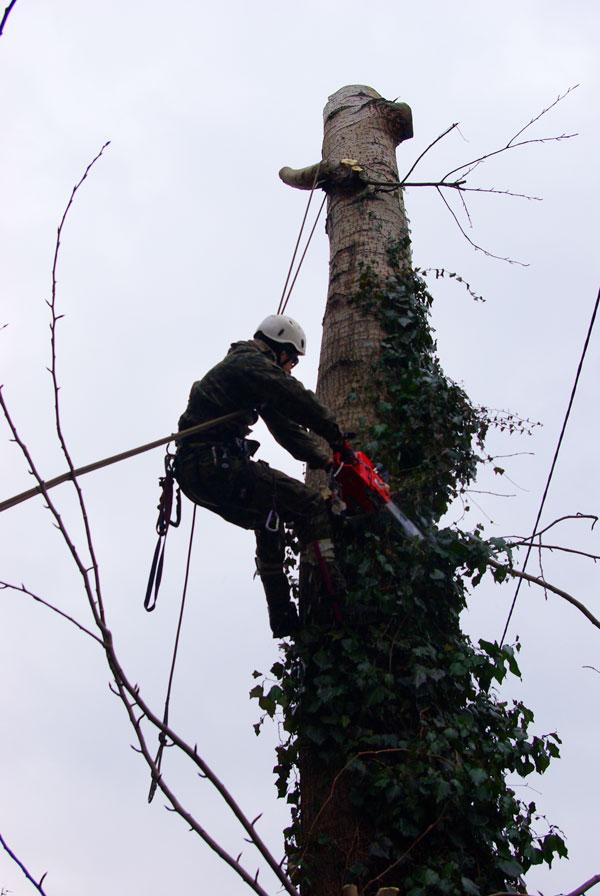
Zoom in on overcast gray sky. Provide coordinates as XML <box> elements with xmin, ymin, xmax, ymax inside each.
<box><xmin>1</xmin><ymin>2</ymin><xmax>599</xmax><ymax>894</ymax></box>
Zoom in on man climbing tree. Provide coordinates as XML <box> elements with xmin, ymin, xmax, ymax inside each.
<box><xmin>175</xmin><ymin>313</ymin><xmax>347</xmax><ymax>637</ymax></box>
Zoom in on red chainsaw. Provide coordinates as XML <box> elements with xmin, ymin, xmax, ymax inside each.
<box><xmin>331</xmin><ymin>442</ymin><xmax>424</xmax><ymax>540</ymax></box>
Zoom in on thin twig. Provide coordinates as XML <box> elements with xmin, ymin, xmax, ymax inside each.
<box><xmin>436</xmin><ymin>186</ymin><xmax>527</xmax><ymax>265</ymax></box>
<box><xmin>399</xmin><ymin>121</ymin><xmax>459</xmax><ymax>183</ymax></box>
<box><xmin>517</xmin><ymin>513</ymin><xmax>598</xmax><ymax>543</ymax></box>
<box><xmin>487</xmin><ymin>557</ymin><xmax>600</xmax><ymax>631</ymax></box>
<box><xmin>442</xmin><ymin>85</ymin><xmax>579</xmax><ymax>181</ymax></box>
<box><xmin>487</xmin><ymin>871</ymin><xmax>600</xmax><ymax>896</ymax></box>
<box><xmin>0</xmin><ymin>389</ymin><xmax>103</xmax><ymax>629</ymax></box>
<box><xmin>367</xmin><ymin>178</ymin><xmax>543</xmax><ymax>201</ymax></box>
<box><xmin>537</xmin><ymin>534</ymin><xmax>548</xmax><ymax>599</ymax></box>
<box><xmin>508</xmin><ymin>84</ymin><xmax>579</xmax><ymax>145</ymax></box>
<box><xmin>506</xmin><ymin>542</ymin><xmax>600</xmax><ymax>562</ymax></box>
<box><xmin>0</xmin><ymin>831</ymin><xmax>48</xmax><ymax>896</ymax></box>
<box><xmin>99</xmin><ymin>626</ymin><xmax>298</xmax><ymax>896</ymax></box>
<box><xmin>465</xmin><ymin>489</ymin><xmax>516</xmax><ymax>498</ymax></box>
<box><xmin>48</xmin><ymin>142</ymin><xmax>110</xmax><ymax>622</ymax></box>
<box><xmin>0</xmin><ymin>0</ymin><xmax>18</xmax><ymax>37</ymax></box>
<box><xmin>113</xmin><ymin>675</ymin><xmax>274</xmax><ymax>896</ymax></box>
<box><xmin>0</xmin><ymin>580</ymin><xmax>103</xmax><ymax>643</ymax></box>
<box><xmin>363</xmin><ymin>812</ymin><xmax>445</xmax><ymax>894</ymax></box>
<box><xmin>441</xmin><ymin>132</ymin><xmax>577</xmax><ymax>182</ymax></box>
<box><xmin>299</xmin><ymin>748</ymin><xmax>407</xmax><ymax>868</ymax></box>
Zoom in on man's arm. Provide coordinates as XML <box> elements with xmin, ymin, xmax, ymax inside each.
<box><xmin>246</xmin><ymin>351</ymin><xmax>343</xmax><ymax>448</ymax></box>
<box><xmin>261</xmin><ymin>407</ymin><xmax>331</xmax><ymax>469</ymax></box>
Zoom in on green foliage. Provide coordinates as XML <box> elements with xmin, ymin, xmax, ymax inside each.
<box><xmin>251</xmin><ymin>255</ymin><xmax>565</xmax><ymax>894</ymax></box>
<box><xmin>353</xmin><ymin>253</ymin><xmax>488</xmax><ymax>522</ymax></box>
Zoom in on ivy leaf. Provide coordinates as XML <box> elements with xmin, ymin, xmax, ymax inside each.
<box><xmin>497</xmin><ymin>857</ymin><xmax>524</xmax><ymax>878</ymax></box>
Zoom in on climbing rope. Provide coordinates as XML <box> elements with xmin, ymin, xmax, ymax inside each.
<box><xmin>0</xmin><ymin>410</ymin><xmax>247</xmax><ymax>514</ymax></box>
<box><xmin>148</xmin><ymin>503</ymin><xmax>197</xmax><ymax>803</ymax></box>
<box><xmin>277</xmin><ymin>164</ymin><xmax>326</xmax><ymax>315</ymax></box>
<box><xmin>500</xmin><ymin>285</ymin><xmax>600</xmax><ymax>645</ymax></box>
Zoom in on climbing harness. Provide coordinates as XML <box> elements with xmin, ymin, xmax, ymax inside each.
<box><xmin>144</xmin><ymin>448</ymin><xmax>182</xmax><ymax>612</ymax></box>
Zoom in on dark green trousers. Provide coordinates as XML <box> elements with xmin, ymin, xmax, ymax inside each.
<box><xmin>175</xmin><ymin>448</ymin><xmax>331</xmax><ymax>550</ymax></box>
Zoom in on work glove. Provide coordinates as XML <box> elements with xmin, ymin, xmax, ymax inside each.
<box><xmin>333</xmin><ymin>438</ymin><xmax>357</xmax><ymax>464</ymax></box>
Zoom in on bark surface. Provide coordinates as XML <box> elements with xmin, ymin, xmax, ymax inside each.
<box><xmin>317</xmin><ymin>85</ymin><xmax>412</xmax><ymax>435</ymax></box>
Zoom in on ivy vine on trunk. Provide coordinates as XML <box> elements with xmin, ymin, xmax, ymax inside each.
<box><xmin>251</xmin><ymin>255</ymin><xmax>566</xmax><ymax>896</ymax></box>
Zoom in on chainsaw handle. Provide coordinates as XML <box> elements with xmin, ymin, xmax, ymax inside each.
<box><xmin>333</xmin><ymin>439</ymin><xmax>357</xmax><ymax>466</ymax></box>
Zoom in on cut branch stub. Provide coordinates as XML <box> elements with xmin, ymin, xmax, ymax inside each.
<box><xmin>279</xmin><ymin>160</ymin><xmax>364</xmax><ymax>194</ymax></box>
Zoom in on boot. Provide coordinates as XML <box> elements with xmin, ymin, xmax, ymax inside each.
<box><xmin>256</xmin><ymin>559</ymin><xmax>299</xmax><ymax>638</ymax></box>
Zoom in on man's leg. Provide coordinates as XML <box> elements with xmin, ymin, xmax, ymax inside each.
<box><xmin>254</xmin><ymin>525</ymin><xmax>299</xmax><ymax>638</ymax></box>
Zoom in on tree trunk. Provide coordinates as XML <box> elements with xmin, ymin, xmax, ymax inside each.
<box><xmin>281</xmin><ymin>85</ymin><xmax>414</xmax><ymax>896</ymax></box>
<box><xmin>278</xmin><ymin>85</ymin><xmax>562</xmax><ymax>896</ymax></box>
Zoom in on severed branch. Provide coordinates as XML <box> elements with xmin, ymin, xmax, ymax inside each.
<box><xmin>0</xmin><ymin>831</ymin><xmax>48</xmax><ymax>896</ymax></box>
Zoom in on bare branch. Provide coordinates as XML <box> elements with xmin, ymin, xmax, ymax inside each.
<box><xmin>502</xmin><ymin>514</ymin><xmax>599</xmax><ymax>547</ymax></box>
<box><xmin>443</xmin><ymin>87</ymin><xmax>579</xmax><ymax>181</ymax></box>
<box><xmin>48</xmin><ymin>142</ymin><xmax>111</xmax><ymax>622</ymax></box>
<box><xmin>436</xmin><ymin>186</ymin><xmax>527</xmax><ymax>265</ymax></box>
<box><xmin>0</xmin><ymin>0</ymin><xmax>18</xmax><ymax>37</ymax></box>
<box><xmin>367</xmin><ymin>178</ymin><xmax>543</xmax><ymax>202</ymax></box>
<box><xmin>465</xmin><ymin>489</ymin><xmax>516</xmax><ymax>498</ymax></box>
<box><xmin>507</xmin><ymin>84</ymin><xmax>579</xmax><ymax>145</ymax></box>
<box><xmin>0</xmin><ymin>831</ymin><xmax>49</xmax><ymax>896</ymax></box>
<box><xmin>487</xmin><ymin>871</ymin><xmax>600</xmax><ymax>896</ymax></box>
<box><xmin>506</xmin><ymin>542</ymin><xmax>600</xmax><ymax>562</ymax></box>
<box><xmin>0</xmin><ymin>387</ymin><xmax>103</xmax><ymax>628</ymax></box>
<box><xmin>113</xmin><ymin>675</ymin><xmax>274</xmax><ymax>896</ymax></box>
<box><xmin>0</xmin><ymin>580</ymin><xmax>103</xmax><ymax>643</ymax></box>
<box><xmin>441</xmin><ymin>131</ymin><xmax>577</xmax><ymax>182</ymax></box>
<box><xmin>487</xmin><ymin>557</ymin><xmax>600</xmax><ymax>631</ymax></box>
<box><xmin>399</xmin><ymin>121</ymin><xmax>459</xmax><ymax>183</ymax></box>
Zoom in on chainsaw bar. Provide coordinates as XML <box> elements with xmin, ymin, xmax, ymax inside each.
<box><xmin>385</xmin><ymin>500</ymin><xmax>424</xmax><ymax>540</ymax></box>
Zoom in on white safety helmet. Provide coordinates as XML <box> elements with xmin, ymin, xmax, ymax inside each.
<box><xmin>255</xmin><ymin>314</ymin><xmax>307</xmax><ymax>356</ymax></box>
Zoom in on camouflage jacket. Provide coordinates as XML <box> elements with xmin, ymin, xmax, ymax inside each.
<box><xmin>177</xmin><ymin>339</ymin><xmax>343</xmax><ymax>469</ymax></box>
